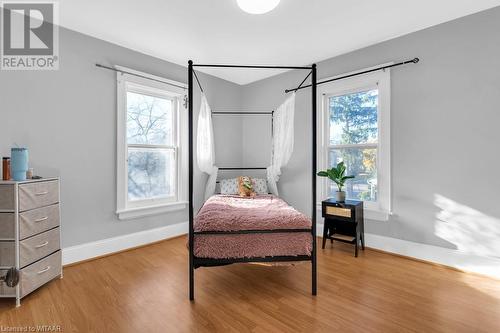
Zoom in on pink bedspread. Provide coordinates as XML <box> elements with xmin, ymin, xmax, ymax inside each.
<box><xmin>194</xmin><ymin>195</ymin><xmax>312</xmax><ymax>259</ymax></box>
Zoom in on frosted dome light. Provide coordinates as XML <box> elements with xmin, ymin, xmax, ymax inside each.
<box><xmin>237</xmin><ymin>0</ymin><xmax>280</xmax><ymax>14</ymax></box>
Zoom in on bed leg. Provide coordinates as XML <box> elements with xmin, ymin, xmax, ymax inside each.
<box><xmin>189</xmin><ymin>263</ymin><xmax>194</xmax><ymax>301</ymax></box>
<box><xmin>312</xmin><ymin>237</ymin><xmax>317</xmax><ymax>296</ymax></box>
<box><xmin>189</xmin><ymin>253</ymin><xmax>194</xmax><ymax>300</ymax></box>
<box><xmin>312</xmin><ymin>255</ymin><xmax>317</xmax><ymax>296</ymax></box>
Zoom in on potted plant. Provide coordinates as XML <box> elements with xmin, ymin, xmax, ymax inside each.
<box><xmin>317</xmin><ymin>161</ymin><xmax>355</xmax><ymax>202</ymax></box>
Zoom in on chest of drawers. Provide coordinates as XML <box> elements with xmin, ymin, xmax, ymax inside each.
<box><xmin>0</xmin><ymin>178</ymin><xmax>62</xmax><ymax>306</ymax></box>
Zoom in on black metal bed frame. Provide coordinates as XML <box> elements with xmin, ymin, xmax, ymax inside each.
<box><xmin>188</xmin><ymin>60</ymin><xmax>317</xmax><ymax>300</ymax></box>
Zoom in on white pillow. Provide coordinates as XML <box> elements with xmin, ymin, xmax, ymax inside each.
<box><xmin>220</xmin><ymin>178</ymin><xmax>238</xmax><ymax>195</ymax></box>
<box><xmin>253</xmin><ymin>178</ymin><xmax>268</xmax><ymax>194</ymax></box>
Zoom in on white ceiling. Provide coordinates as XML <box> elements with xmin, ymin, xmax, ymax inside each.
<box><xmin>59</xmin><ymin>0</ymin><xmax>500</xmax><ymax>85</ymax></box>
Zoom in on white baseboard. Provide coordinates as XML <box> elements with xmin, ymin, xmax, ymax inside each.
<box><xmin>62</xmin><ymin>222</ymin><xmax>188</xmax><ymax>265</ymax></box>
<box><xmin>318</xmin><ymin>223</ymin><xmax>500</xmax><ymax>279</ymax></box>
<box><xmin>63</xmin><ymin>222</ymin><xmax>500</xmax><ymax>279</ymax></box>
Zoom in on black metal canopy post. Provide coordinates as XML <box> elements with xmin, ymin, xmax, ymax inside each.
<box><xmin>311</xmin><ymin>64</ymin><xmax>317</xmax><ymax>296</ymax></box>
<box><xmin>188</xmin><ymin>60</ymin><xmax>195</xmax><ymax>301</ymax></box>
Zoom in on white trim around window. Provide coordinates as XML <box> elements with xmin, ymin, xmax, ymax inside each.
<box><xmin>116</xmin><ymin>66</ymin><xmax>188</xmax><ymax>220</ymax></box>
<box><xmin>318</xmin><ymin>64</ymin><xmax>392</xmax><ymax>221</ymax></box>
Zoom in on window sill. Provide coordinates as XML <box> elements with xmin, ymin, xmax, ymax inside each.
<box><xmin>117</xmin><ymin>201</ymin><xmax>188</xmax><ymax>220</ymax></box>
<box><xmin>316</xmin><ymin>203</ymin><xmax>391</xmax><ymax>222</ymax></box>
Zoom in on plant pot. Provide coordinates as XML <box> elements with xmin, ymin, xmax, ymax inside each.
<box><xmin>335</xmin><ymin>191</ymin><xmax>346</xmax><ymax>202</ymax></box>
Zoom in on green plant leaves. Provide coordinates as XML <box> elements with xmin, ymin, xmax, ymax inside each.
<box><xmin>316</xmin><ymin>161</ymin><xmax>355</xmax><ymax>192</ymax></box>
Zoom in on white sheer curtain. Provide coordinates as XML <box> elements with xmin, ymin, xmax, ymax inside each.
<box><xmin>267</xmin><ymin>93</ymin><xmax>296</xmax><ymax>196</ymax></box>
<box><xmin>197</xmin><ymin>93</ymin><xmax>218</xmax><ymax>200</ymax></box>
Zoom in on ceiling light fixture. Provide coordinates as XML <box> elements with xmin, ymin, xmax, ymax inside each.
<box><xmin>237</xmin><ymin>0</ymin><xmax>280</xmax><ymax>14</ymax></box>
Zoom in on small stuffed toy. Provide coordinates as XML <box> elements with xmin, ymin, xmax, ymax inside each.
<box><xmin>238</xmin><ymin>176</ymin><xmax>256</xmax><ymax>197</ymax></box>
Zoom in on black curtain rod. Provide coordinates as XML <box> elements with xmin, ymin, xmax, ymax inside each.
<box><xmin>284</xmin><ymin>57</ymin><xmax>419</xmax><ymax>93</ymax></box>
<box><xmin>95</xmin><ymin>63</ymin><xmax>187</xmax><ymax>90</ymax></box>
<box><xmin>193</xmin><ymin>64</ymin><xmax>312</xmax><ymax>70</ymax></box>
<box><xmin>212</xmin><ymin>111</ymin><xmax>273</xmax><ymax>115</ymax></box>
<box><xmin>193</xmin><ymin>70</ymin><xmax>204</xmax><ymax>93</ymax></box>
<box><xmin>295</xmin><ymin>70</ymin><xmax>312</xmax><ymax>92</ymax></box>
<box><xmin>219</xmin><ymin>167</ymin><xmax>267</xmax><ymax>170</ymax></box>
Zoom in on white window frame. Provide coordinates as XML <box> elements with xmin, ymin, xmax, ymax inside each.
<box><xmin>318</xmin><ymin>64</ymin><xmax>391</xmax><ymax>221</ymax></box>
<box><xmin>116</xmin><ymin>66</ymin><xmax>188</xmax><ymax>220</ymax></box>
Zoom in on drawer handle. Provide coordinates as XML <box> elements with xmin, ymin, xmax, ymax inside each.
<box><xmin>34</xmin><ymin>216</ymin><xmax>49</xmax><ymax>223</ymax></box>
<box><xmin>35</xmin><ymin>241</ymin><xmax>49</xmax><ymax>248</ymax></box>
<box><xmin>35</xmin><ymin>191</ymin><xmax>49</xmax><ymax>196</ymax></box>
<box><xmin>37</xmin><ymin>266</ymin><xmax>51</xmax><ymax>274</ymax></box>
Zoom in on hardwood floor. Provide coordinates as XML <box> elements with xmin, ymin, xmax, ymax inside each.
<box><xmin>1</xmin><ymin>236</ymin><xmax>499</xmax><ymax>332</ymax></box>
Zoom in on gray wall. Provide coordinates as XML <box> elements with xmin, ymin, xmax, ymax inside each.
<box><xmin>2</xmin><ymin>7</ymin><xmax>499</xmax><ymax>259</ymax></box>
<box><xmin>0</xmin><ymin>27</ymin><xmax>241</xmax><ymax>248</ymax></box>
<box><xmin>240</xmin><ymin>7</ymin><xmax>500</xmax><ymax>257</ymax></box>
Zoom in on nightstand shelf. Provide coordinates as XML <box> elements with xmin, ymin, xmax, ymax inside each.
<box><xmin>321</xmin><ymin>198</ymin><xmax>365</xmax><ymax>257</ymax></box>
<box><xmin>330</xmin><ymin>234</ymin><xmax>356</xmax><ymax>242</ymax></box>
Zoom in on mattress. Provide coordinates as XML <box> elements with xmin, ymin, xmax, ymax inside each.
<box><xmin>193</xmin><ymin>195</ymin><xmax>313</xmax><ymax>259</ymax></box>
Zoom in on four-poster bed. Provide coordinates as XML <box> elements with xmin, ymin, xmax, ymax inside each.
<box><xmin>187</xmin><ymin>60</ymin><xmax>317</xmax><ymax>300</ymax></box>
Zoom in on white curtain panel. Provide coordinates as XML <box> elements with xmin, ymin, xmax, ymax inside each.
<box><xmin>197</xmin><ymin>93</ymin><xmax>218</xmax><ymax>200</ymax></box>
<box><xmin>267</xmin><ymin>93</ymin><xmax>296</xmax><ymax>195</ymax></box>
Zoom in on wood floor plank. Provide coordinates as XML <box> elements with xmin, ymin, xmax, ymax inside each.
<box><xmin>0</xmin><ymin>237</ymin><xmax>499</xmax><ymax>332</ymax></box>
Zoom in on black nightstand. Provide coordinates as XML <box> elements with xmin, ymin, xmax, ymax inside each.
<box><xmin>321</xmin><ymin>199</ymin><xmax>365</xmax><ymax>257</ymax></box>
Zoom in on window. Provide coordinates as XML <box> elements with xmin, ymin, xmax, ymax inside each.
<box><xmin>116</xmin><ymin>67</ymin><xmax>187</xmax><ymax>220</ymax></box>
<box><xmin>319</xmin><ymin>67</ymin><xmax>391</xmax><ymax>220</ymax></box>
<box><xmin>328</xmin><ymin>89</ymin><xmax>378</xmax><ymax>201</ymax></box>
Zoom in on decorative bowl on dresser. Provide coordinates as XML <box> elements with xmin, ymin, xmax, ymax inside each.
<box><xmin>321</xmin><ymin>198</ymin><xmax>365</xmax><ymax>257</ymax></box>
<box><xmin>0</xmin><ymin>177</ymin><xmax>62</xmax><ymax>306</ymax></box>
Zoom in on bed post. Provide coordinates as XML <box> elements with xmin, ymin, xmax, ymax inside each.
<box><xmin>311</xmin><ymin>63</ymin><xmax>317</xmax><ymax>296</ymax></box>
<box><xmin>188</xmin><ymin>60</ymin><xmax>195</xmax><ymax>301</ymax></box>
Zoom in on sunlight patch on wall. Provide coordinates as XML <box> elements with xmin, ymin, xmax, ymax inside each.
<box><xmin>434</xmin><ymin>194</ymin><xmax>500</xmax><ymax>259</ymax></box>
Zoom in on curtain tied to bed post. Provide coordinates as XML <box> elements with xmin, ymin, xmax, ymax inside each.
<box><xmin>197</xmin><ymin>93</ymin><xmax>219</xmax><ymax>200</ymax></box>
<box><xmin>267</xmin><ymin>93</ymin><xmax>296</xmax><ymax>196</ymax></box>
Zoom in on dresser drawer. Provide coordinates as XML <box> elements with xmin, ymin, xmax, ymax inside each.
<box><xmin>0</xmin><ymin>241</ymin><xmax>15</xmax><ymax>266</ymax></box>
<box><xmin>0</xmin><ymin>269</ymin><xmax>16</xmax><ymax>296</ymax></box>
<box><xmin>20</xmin><ymin>227</ymin><xmax>60</xmax><ymax>268</ymax></box>
<box><xmin>0</xmin><ymin>184</ymin><xmax>15</xmax><ymax>210</ymax></box>
<box><xmin>19</xmin><ymin>204</ymin><xmax>60</xmax><ymax>240</ymax></box>
<box><xmin>0</xmin><ymin>213</ymin><xmax>15</xmax><ymax>239</ymax></box>
<box><xmin>19</xmin><ymin>180</ymin><xmax>59</xmax><ymax>211</ymax></box>
<box><xmin>21</xmin><ymin>250</ymin><xmax>61</xmax><ymax>297</ymax></box>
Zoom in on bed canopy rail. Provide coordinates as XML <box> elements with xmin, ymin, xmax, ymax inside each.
<box><xmin>285</xmin><ymin>57</ymin><xmax>419</xmax><ymax>93</ymax></box>
<box><xmin>192</xmin><ymin>64</ymin><xmax>312</xmax><ymax>69</ymax></box>
<box><xmin>218</xmin><ymin>167</ymin><xmax>267</xmax><ymax>170</ymax></box>
<box><xmin>211</xmin><ymin>111</ymin><xmax>273</xmax><ymax>115</ymax></box>
<box><xmin>188</xmin><ymin>60</ymin><xmax>317</xmax><ymax>301</ymax></box>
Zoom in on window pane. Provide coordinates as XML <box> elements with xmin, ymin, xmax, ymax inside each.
<box><xmin>127</xmin><ymin>91</ymin><xmax>173</xmax><ymax>145</ymax></box>
<box><xmin>329</xmin><ymin>148</ymin><xmax>377</xmax><ymax>202</ymax></box>
<box><xmin>128</xmin><ymin>148</ymin><xmax>175</xmax><ymax>201</ymax></box>
<box><xmin>329</xmin><ymin>89</ymin><xmax>378</xmax><ymax>145</ymax></box>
